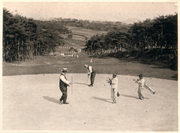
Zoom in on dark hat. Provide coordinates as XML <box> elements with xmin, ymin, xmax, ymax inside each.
<box><xmin>113</xmin><ymin>73</ymin><xmax>117</xmax><ymax>76</ymax></box>
<box><xmin>139</xmin><ymin>74</ymin><xmax>143</xmax><ymax>78</ymax></box>
<box><xmin>62</xmin><ymin>68</ymin><xmax>68</xmax><ymax>72</ymax></box>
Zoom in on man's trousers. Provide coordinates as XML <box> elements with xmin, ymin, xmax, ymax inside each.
<box><xmin>90</xmin><ymin>72</ymin><xmax>96</xmax><ymax>85</ymax></box>
<box><xmin>60</xmin><ymin>86</ymin><xmax>67</xmax><ymax>103</ymax></box>
<box><xmin>138</xmin><ymin>87</ymin><xmax>144</xmax><ymax>99</ymax></box>
<box><xmin>111</xmin><ymin>88</ymin><xmax>118</xmax><ymax>102</ymax></box>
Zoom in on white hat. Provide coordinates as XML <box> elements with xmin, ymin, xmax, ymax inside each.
<box><xmin>62</xmin><ymin>68</ymin><xmax>68</xmax><ymax>72</ymax></box>
<box><xmin>84</xmin><ymin>64</ymin><xmax>88</xmax><ymax>67</ymax></box>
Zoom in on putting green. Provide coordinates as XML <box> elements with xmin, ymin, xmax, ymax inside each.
<box><xmin>3</xmin><ymin>74</ymin><xmax>178</xmax><ymax>131</ymax></box>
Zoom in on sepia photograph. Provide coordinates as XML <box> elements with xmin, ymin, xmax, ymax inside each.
<box><xmin>2</xmin><ymin>1</ymin><xmax>178</xmax><ymax>131</ymax></box>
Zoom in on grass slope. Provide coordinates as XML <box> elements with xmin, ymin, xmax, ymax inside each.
<box><xmin>67</xmin><ymin>26</ymin><xmax>107</xmax><ymax>39</ymax></box>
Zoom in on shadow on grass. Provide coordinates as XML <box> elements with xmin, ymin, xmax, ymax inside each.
<box><xmin>90</xmin><ymin>53</ymin><xmax>177</xmax><ymax>71</ymax></box>
<box><xmin>43</xmin><ymin>96</ymin><xmax>60</xmax><ymax>105</ymax></box>
<box><xmin>89</xmin><ymin>54</ymin><xmax>114</xmax><ymax>59</ymax></box>
<box><xmin>92</xmin><ymin>96</ymin><xmax>112</xmax><ymax>103</ymax></box>
<box><xmin>121</xmin><ymin>94</ymin><xmax>149</xmax><ymax>99</ymax></box>
<box><xmin>120</xmin><ymin>94</ymin><xmax>138</xmax><ymax>99</ymax></box>
<box><xmin>171</xmin><ymin>74</ymin><xmax>178</xmax><ymax>80</ymax></box>
<box><xmin>73</xmin><ymin>82</ymin><xmax>88</xmax><ymax>86</ymax></box>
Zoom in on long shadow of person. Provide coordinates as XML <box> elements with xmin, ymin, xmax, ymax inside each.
<box><xmin>43</xmin><ymin>96</ymin><xmax>60</xmax><ymax>105</ymax></box>
<box><xmin>120</xmin><ymin>94</ymin><xmax>149</xmax><ymax>99</ymax></box>
<box><xmin>92</xmin><ymin>96</ymin><xmax>112</xmax><ymax>103</ymax></box>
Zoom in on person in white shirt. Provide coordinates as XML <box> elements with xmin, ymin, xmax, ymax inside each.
<box><xmin>84</xmin><ymin>64</ymin><xmax>96</xmax><ymax>87</ymax></box>
<box><xmin>90</xmin><ymin>58</ymin><xmax>93</xmax><ymax>63</ymax></box>
<box><xmin>107</xmin><ymin>73</ymin><xmax>119</xmax><ymax>104</ymax></box>
<box><xmin>135</xmin><ymin>74</ymin><xmax>145</xmax><ymax>100</ymax></box>
<box><xmin>59</xmin><ymin>68</ymin><xmax>70</xmax><ymax>104</ymax></box>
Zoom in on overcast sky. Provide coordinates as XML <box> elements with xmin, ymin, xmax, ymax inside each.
<box><xmin>3</xmin><ymin>1</ymin><xmax>178</xmax><ymax>22</ymax></box>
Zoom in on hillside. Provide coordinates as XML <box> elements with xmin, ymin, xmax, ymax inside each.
<box><xmin>59</xmin><ymin>26</ymin><xmax>108</xmax><ymax>50</ymax></box>
<box><xmin>67</xmin><ymin>26</ymin><xmax>108</xmax><ymax>39</ymax></box>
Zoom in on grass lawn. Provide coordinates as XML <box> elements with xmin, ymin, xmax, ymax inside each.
<box><xmin>63</xmin><ymin>38</ymin><xmax>86</xmax><ymax>48</ymax></box>
<box><xmin>67</xmin><ymin>26</ymin><xmax>108</xmax><ymax>39</ymax></box>
<box><xmin>3</xmin><ymin>50</ymin><xmax>177</xmax><ymax>81</ymax></box>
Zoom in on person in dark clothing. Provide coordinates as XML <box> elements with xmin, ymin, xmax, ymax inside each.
<box><xmin>84</xmin><ymin>64</ymin><xmax>96</xmax><ymax>87</ymax></box>
<box><xmin>59</xmin><ymin>68</ymin><xmax>70</xmax><ymax>104</ymax></box>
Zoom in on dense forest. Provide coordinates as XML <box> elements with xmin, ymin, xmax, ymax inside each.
<box><xmin>84</xmin><ymin>14</ymin><xmax>177</xmax><ymax>70</ymax></box>
<box><xmin>3</xmin><ymin>8</ymin><xmax>70</xmax><ymax>62</ymax></box>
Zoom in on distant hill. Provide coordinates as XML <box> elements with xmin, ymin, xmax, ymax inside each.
<box><xmin>123</xmin><ymin>18</ymin><xmax>140</xmax><ymax>24</ymax></box>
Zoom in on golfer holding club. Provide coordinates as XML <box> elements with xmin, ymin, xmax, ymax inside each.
<box><xmin>84</xmin><ymin>64</ymin><xmax>96</xmax><ymax>87</ymax></box>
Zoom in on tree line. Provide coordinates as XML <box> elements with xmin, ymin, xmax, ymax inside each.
<box><xmin>3</xmin><ymin>8</ymin><xmax>70</xmax><ymax>62</ymax></box>
<box><xmin>83</xmin><ymin>14</ymin><xmax>177</xmax><ymax>69</ymax></box>
<box><xmin>52</xmin><ymin>17</ymin><xmax>125</xmax><ymax>31</ymax></box>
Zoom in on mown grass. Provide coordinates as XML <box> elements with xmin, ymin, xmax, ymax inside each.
<box><xmin>3</xmin><ymin>50</ymin><xmax>177</xmax><ymax>80</ymax></box>
<box><xmin>67</xmin><ymin>26</ymin><xmax>107</xmax><ymax>39</ymax></box>
<box><xmin>63</xmin><ymin>38</ymin><xmax>85</xmax><ymax>48</ymax></box>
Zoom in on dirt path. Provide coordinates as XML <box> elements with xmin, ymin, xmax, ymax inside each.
<box><xmin>3</xmin><ymin>74</ymin><xmax>178</xmax><ymax>131</ymax></box>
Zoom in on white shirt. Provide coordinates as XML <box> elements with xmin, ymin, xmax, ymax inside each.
<box><xmin>111</xmin><ymin>77</ymin><xmax>118</xmax><ymax>89</ymax></box>
<box><xmin>59</xmin><ymin>73</ymin><xmax>70</xmax><ymax>85</ymax></box>
<box><xmin>87</xmin><ymin>66</ymin><xmax>93</xmax><ymax>74</ymax></box>
<box><xmin>137</xmin><ymin>78</ymin><xmax>145</xmax><ymax>88</ymax></box>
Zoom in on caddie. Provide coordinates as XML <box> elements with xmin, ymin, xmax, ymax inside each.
<box><xmin>135</xmin><ymin>74</ymin><xmax>145</xmax><ymax>100</ymax></box>
<box><xmin>59</xmin><ymin>68</ymin><xmax>70</xmax><ymax>104</ymax></box>
<box><xmin>108</xmin><ymin>73</ymin><xmax>119</xmax><ymax>104</ymax></box>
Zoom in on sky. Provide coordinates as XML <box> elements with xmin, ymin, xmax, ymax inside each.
<box><xmin>2</xmin><ymin>1</ymin><xmax>178</xmax><ymax>23</ymax></box>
